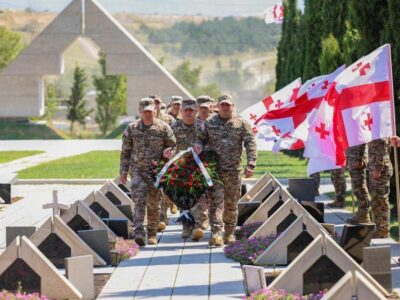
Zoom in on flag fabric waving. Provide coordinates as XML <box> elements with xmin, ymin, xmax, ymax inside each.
<box><xmin>329</xmin><ymin>44</ymin><xmax>395</xmax><ymax>165</ymax></box>
<box><xmin>264</xmin><ymin>1</ymin><xmax>284</xmax><ymax>24</ymax></box>
<box><xmin>240</xmin><ymin>78</ymin><xmax>301</xmax><ymax>150</ymax></box>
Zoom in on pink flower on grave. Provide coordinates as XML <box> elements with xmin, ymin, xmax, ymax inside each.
<box><xmin>115</xmin><ymin>237</ymin><xmax>140</xmax><ymax>260</ymax></box>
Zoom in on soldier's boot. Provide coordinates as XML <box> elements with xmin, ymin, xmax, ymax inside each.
<box><xmin>134</xmin><ymin>233</ymin><xmax>146</xmax><ymax>247</ymax></box>
<box><xmin>147</xmin><ymin>234</ymin><xmax>158</xmax><ymax>245</ymax></box>
<box><xmin>327</xmin><ymin>199</ymin><xmax>345</xmax><ymax>209</ymax></box>
<box><xmin>181</xmin><ymin>225</ymin><xmax>192</xmax><ymax>239</ymax></box>
<box><xmin>346</xmin><ymin>209</ymin><xmax>371</xmax><ymax>224</ymax></box>
<box><xmin>200</xmin><ymin>218</ymin><xmax>209</xmax><ymax>230</ymax></box>
<box><xmin>157</xmin><ymin>221</ymin><xmax>167</xmax><ymax>232</ymax></box>
<box><xmin>191</xmin><ymin>228</ymin><xmax>204</xmax><ymax>241</ymax></box>
<box><xmin>223</xmin><ymin>233</ymin><xmax>236</xmax><ymax>244</ymax></box>
<box><xmin>372</xmin><ymin>229</ymin><xmax>390</xmax><ymax>238</ymax></box>
<box><xmin>209</xmin><ymin>232</ymin><xmax>224</xmax><ymax>247</ymax></box>
<box><xmin>170</xmin><ymin>204</ymin><xmax>178</xmax><ymax>215</ymax></box>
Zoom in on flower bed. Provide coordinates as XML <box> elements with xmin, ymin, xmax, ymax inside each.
<box><xmin>115</xmin><ymin>238</ymin><xmax>139</xmax><ymax>260</ymax></box>
<box><xmin>224</xmin><ymin>235</ymin><xmax>276</xmax><ymax>265</ymax></box>
<box><xmin>245</xmin><ymin>288</ymin><xmax>326</xmax><ymax>300</ymax></box>
<box><xmin>0</xmin><ymin>290</ymin><xmax>50</xmax><ymax>300</ymax></box>
<box><xmin>235</xmin><ymin>222</ymin><xmax>264</xmax><ymax>240</ymax></box>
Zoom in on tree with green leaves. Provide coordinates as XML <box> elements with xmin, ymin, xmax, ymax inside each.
<box><xmin>319</xmin><ymin>34</ymin><xmax>342</xmax><ymax>74</ymax></box>
<box><xmin>67</xmin><ymin>66</ymin><xmax>91</xmax><ymax>133</ymax></box>
<box><xmin>44</xmin><ymin>82</ymin><xmax>58</xmax><ymax>121</ymax></box>
<box><xmin>0</xmin><ymin>26</ymin><xmax>24</xmax><ymax>72</ymax></box>
<box><xmin>93</xmin><ymin>53</ymin><xmax>127</xmax><ymax>136</ymax></box>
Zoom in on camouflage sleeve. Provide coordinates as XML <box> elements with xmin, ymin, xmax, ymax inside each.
<box><xmin>243</xmin><ymin>119</ymin><xmax>257</xmax><ymax>167</ymax></box>
<box><xmin>368</xmin><ymin>139</ymin><xmax>391</xmax><ymax>172</ymax></box>
<box><xmin>120</xmin><ymin>126</ymin><xmax>133</xmax><ymax>176</ymax></box>
<box><xmin>164</xmin><ymin>124</ymin><xmax>177</xmax><ymax>153</ymax></box>
<box><xmin>194</xmin><ymin>119</ymin><xmax>207</xmax><ymax>147</ymax></box>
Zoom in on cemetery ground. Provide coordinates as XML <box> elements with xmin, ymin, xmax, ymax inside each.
<box><xmin>0</xmin><ymin>141</ymin><xmax>399</xmax><ymax>299</ymax></box>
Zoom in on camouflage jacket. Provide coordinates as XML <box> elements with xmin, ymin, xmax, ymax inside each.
<box><xmin>171</xmin><ymin>119</ymin><xmax>205</xmax><ymax>151</ymax></box>
<box><xmin>120</xmin><ymin>118</ymin><xmax>176</xmax><ymax>175</ymax></box>
<box><xmin>156</xmin><ymin>111</ymin><xmax>176</xmax><ymax>126</ymax></box>
<box><xmin>368</xmin><ymin>138</ymin><xmax>392</xmax><ymax>172</ymax></box>
<box><xmin>199</xmin><ymin>113</ymin><xmax>257</xmax><ymax>171</ymax></box>
<box><xmin>169</xmin><ymin>111</ymin><xmax>182</xmax><ymax>121</ymax></box>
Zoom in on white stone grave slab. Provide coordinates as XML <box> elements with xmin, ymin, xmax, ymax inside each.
<box><xmin>29</xmin><ymin>215</ymin><xmax>106</xmax><ymax>266</ymax></box>
<box><xmin>239</xmin><ymin>173</ymin><xmax>273</xmax><ymax>202</ymax></box>
<box><xmin>242</xmin><ymin>265</ymin><xmax>267</xmax><ymax>296</ymax></box>
<box><xmin>66</xmin><ymin>255</ymin><xmax>95</xmax><ymax>300</ymax></box>
<box><xmin>84</xmin><ymin>190</ymin><xmax>133</xmax><ymax>226</ymax></box>
<box><xmin>0</xmin><ymin>236</ymin><xmax>82</xmax><ymax>299</ymax></box>
<box><xmin>60</xmin><ymin>200</ymin><xmax>117</xmax><ymax>242</ymax></box>
<box><xmin>321</xmin><ymin>271</ymin><xmax>387</xmax><ymax>300</ymax></box>
<box><xmin>99</xmin><ymin>180</ymin><xmax>134</xmax><ymax>209</ymax></box>
<box><xmin>269</xmin><ymin>233</ymin><xmax>389</xmax><ymax>297</ymax></box>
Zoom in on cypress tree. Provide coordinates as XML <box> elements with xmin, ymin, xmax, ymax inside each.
<box><xmin>319</xmin><ymin>34</ymin><xmax>342</xmax><ymax>74</ymax></box>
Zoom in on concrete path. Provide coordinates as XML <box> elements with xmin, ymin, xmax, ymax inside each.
<box><xmin>0</xmin><ymin>140</ymin><xmax>121</xmax><ymax>174</ymax></box>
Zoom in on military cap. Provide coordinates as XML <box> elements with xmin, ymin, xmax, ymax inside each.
<box><xmin>149</xmin><ymin>94</ymin><xmax>162</xmax><ymax>103</ymax></box>
<box><xmin>217</xmin><ymin>94</ymin><xmax>234</xmax><ymax>105</ymax></box>
<box><xmin>171</xmin><ymin>96</ymin><xmax>183</xmax><ymax>104</ymax></box>
<box><xmin>182</xmin><ymin>99</ymin><xmax>197</xmax><ymax>110</ymax></box>
<box><xmin>196</xmin><ymin>95</ymin><xmax>214</xmax><ymax>108</ymax></box>
<box><xmin>139</xmin><ymin>97</ymin><xmax>155</xmax><ymax>111</ymax></box>
<box><xmin>160</xmin><ymin>103</ymin><xmax>167</xmax><ymax>110</ymax></box>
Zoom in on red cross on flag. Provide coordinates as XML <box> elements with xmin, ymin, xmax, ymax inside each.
<box><xmin>329</xmin><ymin>44</ymin><xmax>395</xmax><ymax>165</ymax></box>
<box><xmin>264</xmin><ymin>1</ymin><xmax>284</xmax><ymax>24</ymax></box>
<box><xmin>240</xmin><ymin>78</ymin><xmax>301</xmax><ymax>150</ymax></box>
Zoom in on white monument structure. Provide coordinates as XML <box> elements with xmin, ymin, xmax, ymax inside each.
<box><xmin>0</xmin><ymin>0</ymin><xmax>191</xmax><ymax>118</ymax></box>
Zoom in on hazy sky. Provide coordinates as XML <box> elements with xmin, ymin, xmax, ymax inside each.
<box><xmin>0</xmin><ymin>0</ymin><xmax>304</xmax><ymax>17</ymax></box>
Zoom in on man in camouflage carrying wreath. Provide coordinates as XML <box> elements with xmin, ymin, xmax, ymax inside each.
<box><xmin>171</xmin><ymin>98</ymin><xmax>208</xmax><ymax>241</ymax></box>
<box><xmin>196</xmin><ymin>94</ymin><xmax>257</xmax><ymax>246</ymax></box>
<box><xmin>119</xmin><ymin>98</ymin><xmax>176</xmax><ymax>246</ymax></box>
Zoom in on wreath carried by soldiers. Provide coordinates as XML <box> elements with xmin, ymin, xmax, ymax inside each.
<box><xmin>152</xmin><ymin>149</ymin><xmax>221</xmax><ymax>225</ymax></box>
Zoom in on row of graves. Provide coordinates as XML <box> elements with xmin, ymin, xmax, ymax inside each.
<box><xmin>236</xmin><ymin>173</ymin><xmax>397</xmax><ymax>299</ymax></box>
<box><xmin>0</xmin><ymin>178</ymin><xmax>136</xmax><ymax>299</ymax></box>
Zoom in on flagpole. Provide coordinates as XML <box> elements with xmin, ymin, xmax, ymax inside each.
<box><xmin>387</xmin><ymin>44</ymin><xmax>400</xmax><ymax>243</ymax></box>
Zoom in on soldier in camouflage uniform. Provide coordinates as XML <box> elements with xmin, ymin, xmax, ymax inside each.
<box><xmin>327</xmin><ymin>167</ymin><xmax>347</xmax><ymax>208</ymax></box>
<box><xmin>346</xmin><ymin>144</ymin><xmax>371</xmax><ymax>224</ymax></box>
<box><xmin>171</xmin><ymin>99</ymin><xmax>208</xmax><ymax>241</ymax></box>
<box><xmin>309</xmin><ymin>172</ymin><xmax>320</xmax><ymax>196</ymax></box>
<box><xmin>197</xmin><ymin>95</ymin><xmax>214</xmax><ymax>121</ymax></box>
<box><xmin>149</xmin><ymin>94</ymin><xmax>177</xmax><ymax>229</ymax></box>
<box><xmin>368</xmin><ymin>138</ymin><xmax>392</xmax><ymax>238</ymax></box>
<box><xmin>196</xmin><ymin>94</ymin><xmax>257</xmax><ymax>246</ymax></box>
<box><xmin>169</xmin><ymin>96</ymin><xmax>183</xmax><ymax>120</ymax></box>
<box><xmin>119</xmin><ymin>98</ymin><xmax>176</xmax><ymax>246</ymax></box>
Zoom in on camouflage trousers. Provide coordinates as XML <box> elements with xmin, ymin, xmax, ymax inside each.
<box><xmin>130</xmin><ymin>171</ymin><xmax>162</xmax><ymax>237</ymax></box>
<box><xmin>369</xmin><ymin>165</ymin><xmax>392</xmax><ymax>232</ymax></box>
<box><xmin>182</xmin><ymin>193</ymin><xmax>210</xmax><ymax>232</ymax></box>
<box><xmin>160</xmin><ymin>194</ymin><xmax>173</xmax><ymax>224</ymax></box>
<box><xmin>347</xmin><ymin>157</ymin><xmax>370</xmax><ymax>210</ymax></box>
<box><xmin>310</xmin><ymin>172</ymin><xmax>320</xmax><ymax>194</ymax></box>
<box><xmin>331</xmin><ymin>167</ymin><xmax>346</xmax><ymax>202</ymax></box>
<box><xmin>208</xmin><ymin>170</ymin><xmax>241</xmax><ymax>235</ymax></box>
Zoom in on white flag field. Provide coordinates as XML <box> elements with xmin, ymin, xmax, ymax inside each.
<box><xmin>240</xmin><ymin>44</ymin><xmax>396</xmax><ymax>175</ymax></box>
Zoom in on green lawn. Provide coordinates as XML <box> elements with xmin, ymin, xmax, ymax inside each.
<box><xmin>0</xmin><ymin>151</ymin><xmax>44</xmax><ymax>164</ymax></box>
<box><xmin>18</xmin><ymin>150</ymin><xmax>320</xmax><ymax>179</ymax></box>
<box><xmin>0</xmin><ymin>122</ymin><xmax>64</xmax><ymax>140</ymax></box>
<box><xmin>326</xmin><ymin>191</ymin><xmax>399</xmax><ymax>241</ymax></box>
<box><xmin>18</xmin><ymin>151</ymin><xmax>120</xmax><ymax>179</ymax></box>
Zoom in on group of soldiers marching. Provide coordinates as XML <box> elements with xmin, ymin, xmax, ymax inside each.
<box><xmin>119</xmin><ymin>94</ymin><xmax>257</xmax><ymax>247</ymax></box>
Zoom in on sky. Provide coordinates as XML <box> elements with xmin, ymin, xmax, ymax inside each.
<box><xmin>0</xmin><ymin>0</ymin><xmax>303</xmax><ymax>17</ymax></box>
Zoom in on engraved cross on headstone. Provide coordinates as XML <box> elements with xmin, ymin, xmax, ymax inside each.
<box><xmin>43</xmin><ymin>190</ymin><xmax>70</xmax><ymax>217</ymax></box>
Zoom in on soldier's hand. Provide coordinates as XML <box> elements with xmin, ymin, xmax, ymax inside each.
<box><xmin>193</xmin><ymin>144</ymin><xmax>203</xmax><ymax>155</ymax></box>
<box><xmin>244</xmin><ymin>167</ymin><xmax>254</xmax><ymax>178</ymax></box>
<box><xmin>120</xmin><ymin>174</ymin><xmax>128</xmax><ymax>184</ymax></box>
<box><xmin>372</xmin><ymin>170</ymin><xmax>382</xmax><ymax>179</ymax></box>
<box><xmin>163</xmin><ymin>147</ymin><xmax>173</xmax><ymax>159</ymax></box>
<box><xmin>390</xmin><ymin>136</ymin><xmax>400</xmax><ymax>148</ymax></box>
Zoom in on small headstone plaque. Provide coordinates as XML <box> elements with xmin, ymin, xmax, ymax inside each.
<box><xmin>363</xmin><ymin>246</ymin><xmax>392</xmax><ymax>291</ymax></box>
<box><xmin>6</xmin><ymin>226</ymin><xmax>36</xmax><ymax>246</ymax></box>
<box><xmin>102</xmin><ymin>218</ymin><xmax>128</xmax><ymax>239</ymax></box>
<box><xmin>288</xmin><ymin>178</ymin><xmax>315</xmax><ymax>202</ymax></box>
<box><xmin>78</xmin><ymin>229</ymin><xmax>112</xmax><ymax>265</ymax></box>
<box><xmin>340</xmin><ymin>224</ymin><xmax>375</xmax><ymax>263</ymax></box>
<box><xmin>301</xmin><ymin>201</ymin><xmax>324</xmax><ymax>223</ymax></box>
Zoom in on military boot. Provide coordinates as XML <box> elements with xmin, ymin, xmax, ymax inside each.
<box><xmin>327</xmin><ymin>200</ymin><xmax>345</xmax><ymax>209</ymax></box>
<box><xmin>157</xmin><ymin>221</ymin><xmax>167</xmax><ymax>232</ymax></box>
<box><xmin>134</xmin><ymin>234</ymin><xmax>146</xmax><ymax>247</ymax></box>
<box><xmin>346</xmin><ymin>209</ymin><xmax>371</xmax><ymax>224</ymax></box>
<box><xmin>147</xmin><ymin>235</ymin><xmax>158</xmax><ymax>245</ymax></box>
<box><xmin>223</xmin><ymin>233</ymin><xmax>236</xmax><ymax>244</ymax></box>
<box><xmin>181</xmin><ymin>225</ymin><xmax>192</xmax><ymax>239</ymax></box>
<box><xmin>191</xmin><ymin>228</ymin><xmax>204</xmax><ymax>241</ymax></box>
<box><xmin>208</xmin><ymin>232</ymin><xmax>224</xmax><ymax>247</ymax></box>
<box><xmin>170</xmin><ymin>204</ymin><xmax>178</xmax><ymax>215</ymax></box>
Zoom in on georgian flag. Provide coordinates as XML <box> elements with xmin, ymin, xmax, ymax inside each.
<box><xmin>240</xmin><ymin>78</ymin><xmax>301</xmax><ymax>150</ymax></box>
<box><xmin>258</xmin><ymin>66</ymin><xmax>346</xmax><ymax>152</ymax></box>
<box><xmin>264</xmin><ymin>1</ymin><xmax>284</xmax><ymax>24</ymax></box>
<box><xmin>329</xmin><ymin>44</ymin><xmax>395</xmax><ymax>165</ymax></box>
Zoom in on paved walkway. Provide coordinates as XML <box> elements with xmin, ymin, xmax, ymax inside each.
<box><xmin>0</xmin><ymin>140</ymin><xmax>121</xmax><ymax>174</ymax></box>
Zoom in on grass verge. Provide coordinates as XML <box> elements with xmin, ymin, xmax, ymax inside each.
<box><xmin>0</xmin><ymin>151</ymin><xmax>44</xmax><ymax>164</ymax></box>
